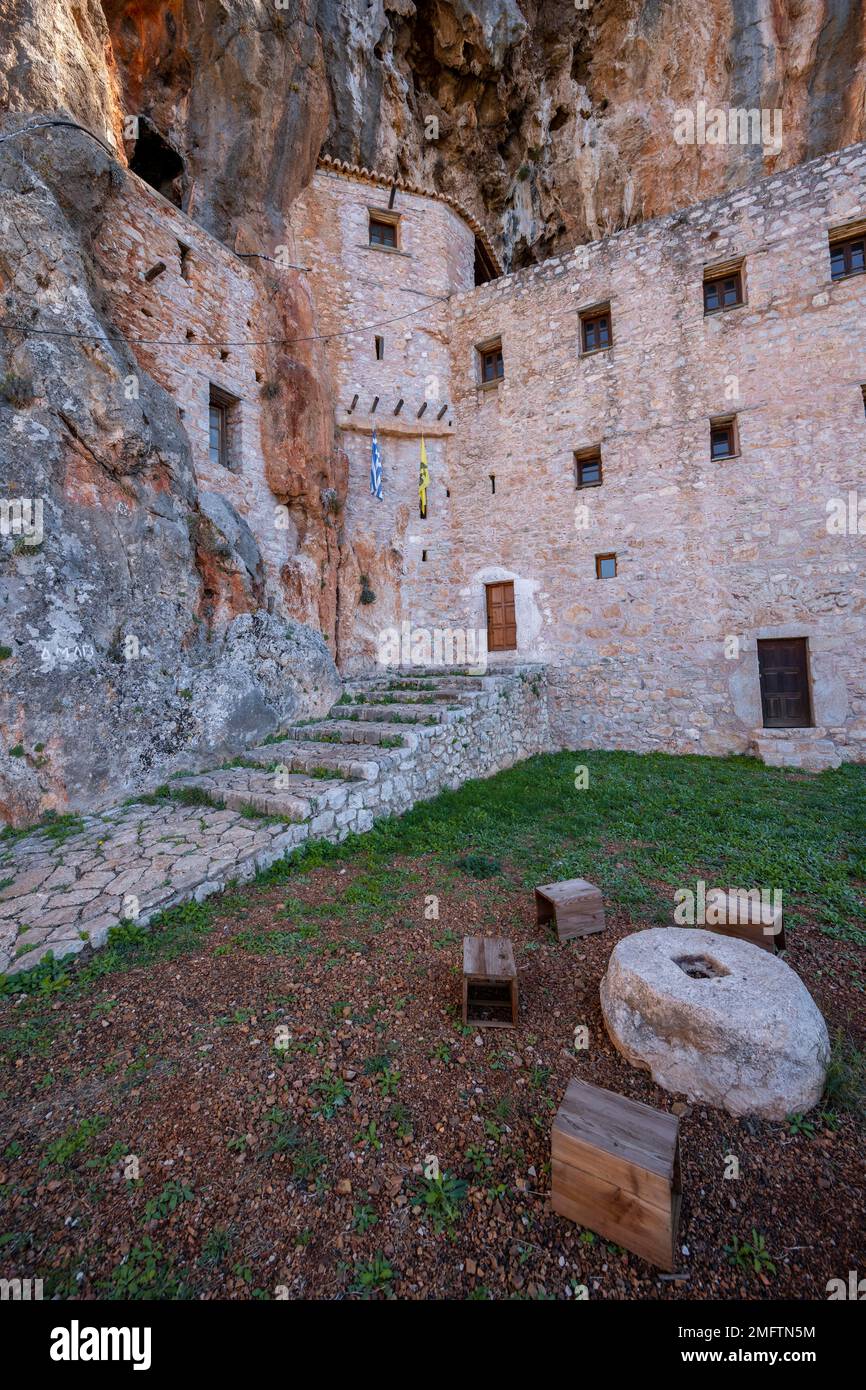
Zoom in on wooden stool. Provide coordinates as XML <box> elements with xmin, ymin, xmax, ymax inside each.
<box><xmin>551</xmin><ymin>1078</ymin><xmax>682</xmax><ymax>1271</ymax></box>
<box><xmin>462</xmin><ymin>937</ymin><xmax>517</xmax><ymax>1028</ymax></box>
<box><xmin>535</xmin><ymin>878</ymin><xmax>605</xmax><ymax>941</ymax></box>
<box><xmin>704</xmin><ymin>890</ymin><xmax>785</xmax><ymax>953</ymax></box>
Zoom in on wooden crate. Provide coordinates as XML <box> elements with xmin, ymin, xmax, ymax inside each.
<box><xmin>462</xmin><ymin>937</ymin><xmax>517</xmax><ymax>1028</ymax></box>
<box><xmin>535</xmin><ymin>877</ymin><xmax>605</xmax><ymax>941</ymax></box>
<box><xmin>704</xmin><ymin>890</ymin><xmax>785</xmax><ymax>953</ymax></box>
<box><xmin>551</xmin><ymin>1078</ymin><xmax>681</xmax><ymax>1271</ymax></box>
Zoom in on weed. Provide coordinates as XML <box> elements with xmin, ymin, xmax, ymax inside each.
<box><xmin>350</xmin><ymin>1253</ymin><xmax>395</xmax><ymax>1298</ymax></box>
<box><xmin>351</xmin><ymin>1202</ymin><xmax>378</xmax><ymax>1233</ymax></box>
<box><xmin>143</xmin><ymin>1181</ymin><xmax>194</xmax><ymax>1222</ymax></box>
<box><xmin>725</xmin><ymin>1228</ymin><xmax>776</xmax><ymax>1277</ymax></box>
<box><xmin>41</xmin><ymin>1115</ymin><xmax>107</xmax><ymax>1170</ymax></box>
<box><xmin>101</xmin><ymin>1237</ymin><xmax>190</xmax><ymax>1299</ymax></box>
<box><xmin>414</xmin><ymin>1171</ymin><xmax>468</xmax><ymax>1235</ymax></box>
<box><xmin>309</xmin><ymin>1068</ymin><xmax>350</xmax><ymax>1118</ymax></box>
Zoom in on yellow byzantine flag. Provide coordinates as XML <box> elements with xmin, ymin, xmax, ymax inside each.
<box><xmin>419</xmin><ymin>434</ymin><xmax>430</xmax><ymax>519</ymax></box>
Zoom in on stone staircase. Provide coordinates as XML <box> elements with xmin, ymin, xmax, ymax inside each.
<box><xmin>0</xmin><ymin>666</ymin><xmax>550</xmax><ymax>976</ymax></box>
<box><xmin>749</xmin><ymin>726</ymin><xmax>843</xmax><ymax>772</ymax></box>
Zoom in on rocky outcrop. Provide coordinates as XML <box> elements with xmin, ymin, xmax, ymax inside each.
<box><xmin>319</xmin><ymin>0</ymin><xmax>866</xmax><ymax>268</ymax></box>
<box><xmin>600</xmin><ymin>928</ymin><xmax>830</xmax><ymax>1120</ymax></box>
<box><xmin>0</xmin><ymin>121</ymin><xmax>339</xmax><ymax>823</ymax></box>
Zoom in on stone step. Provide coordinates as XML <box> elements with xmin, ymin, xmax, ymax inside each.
<box><xmin>284</xmin><ymin>719</ymin><xmax>425</xmax><ymax>748</ymax></box>
<box><xmin>346</xmin><ymin>688</ymin><xmax>477</xmax><ymax>706</ymax></box>
<box><xmin>750</xmin><ymin>729</ymin><xmax>842</xmax><ymax>772</ymax></box>
<box><xmin>327</xmin><ymin>701</ymin><xmax>462</xmax><ymax>725</ymax></box>
<box><xmin>239</xmin><ymin>740</ymin><xmax>392</xmax><ymax>782</ymax></box>
<box><xmin>172</xmin><ymin>768</ymin><xmax>353</xmax><ymax>820</ymax></box>
<box><xmin>0</xmin><ymin>663</ymin><xmax>547</xmax><ymax>977</ymax></box>
<box><xmin>348</xmin><ymin>675</ymin><xmax>487</xmax><ymax>694</ymax></box>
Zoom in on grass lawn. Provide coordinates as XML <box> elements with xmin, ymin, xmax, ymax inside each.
<box><xmin>1</xmin><ymin>750</ymin><xmax>863</xmax><ymax>1300</ymax></box>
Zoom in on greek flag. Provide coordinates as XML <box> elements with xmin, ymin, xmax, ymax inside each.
<box><xmin>370</xmin><ymin>427</ymin><xmax>383</xmax><ymax>500</ymax></box>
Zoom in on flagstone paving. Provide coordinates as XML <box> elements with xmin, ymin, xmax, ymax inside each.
<box><xmin>0</xmin><ymin>666</ymin><xmax>550</xmax><ymax>976</ymax></box>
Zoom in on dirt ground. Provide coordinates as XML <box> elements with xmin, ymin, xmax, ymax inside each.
<box><xmin>1</xmin><ymin>844</ymin><xmax>862</xmax><ymax>1300</ymax></box>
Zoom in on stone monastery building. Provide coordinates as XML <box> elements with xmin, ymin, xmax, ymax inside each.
<box><xmin>104</xmin><ymin>142</ymin><xmax>866</xmax><ymax>773</ymax></box>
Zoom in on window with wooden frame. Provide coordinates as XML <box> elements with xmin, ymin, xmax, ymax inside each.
<box><xmin>478</xmin><ymin>338</ymin><xmax>504</xmax><ymax>385</ymax></box>
<box><xmin>580</xmin><ymin>304</ymin><xmax>612</xmax><ymax>354</ymax></box>
<box><xmin>368</xmin><ymin>211</ymin><xmax>400</xmax><ymax>249</ymax></box>
<box><xmin>703</xmin><ymin>261</ymin><xmax>744</xmax><ymax>314</ymax></box>
<box><xmin>595</xmin><ymin>553</ymin><xmax>617</xmax><ymax>579</ymax></box>
<box><xmin>829</xmin><ymin>222</ymin><xmax>866</xmax><ymax>281</ymax></box>
<box><xmin>709</xmin><ymin>415</ymin><xmax>738</xmax><ymax>461</ymax></box>
<box><xmin>861</xmin><ymin>385</ymin><xmax>866</xmax><ymax>418</ymax></box>
<box><xmin>208</xmin><ymin>384</ymin><xmax>240</xmax><ymax>471</ymax></box>
<box><xmin>574</xmin><ymin>446</ymin><xmax>603</xmax><ymax>489</ymax></box>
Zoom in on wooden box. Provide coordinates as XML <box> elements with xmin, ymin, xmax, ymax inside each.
<box><xmin>551</xmin><ymin>1078</ymin><xmax>682</xmax><ymax>1271</ymax></box>
<box><xmin>704</xmin><ymin>890</ymin><xmax>785</xmax><ymax>953</ymax></box>
<box><xmin>462</xmin><ymin>937</ymin><xmax>517</xmax><ymax>1028</ymax></box>
<box><xmin>535</xmin><ymin>878</ymin><xmax>605</xmax><ymax>941</ymax></box>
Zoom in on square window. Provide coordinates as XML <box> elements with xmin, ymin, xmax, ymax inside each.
<box><xmin>829</xmin><ymin>231</ymin><xmax>866</xmax><ymax>281</ymax></box>
<box><xmin>710</xmin><ymin>416</ymin><xmax>738</xmax><ymax>460</ymax></box>
<box><xmin>703</xmin><ymin>265</ymin><xmax>744</xmax><ymax>314</ymax></box>
<box><xmin>595</xmin><ymin>553</ymin><xmax>617</xmax><ymax>579</ymax></box>
<box><xmin>575</xmin><ymin>448</ymin><xmax>602</xmax><ymax>488</ymax></box>
<box><xmin>478</xmin><ymin>339</ymin><xmax>504</xmax><ymax>384</ymax></box>
<box><xmin>369</xmin><ymin>213</ymin><xmax>399</xmax><ymax>249</ymax></box>
<box><xmin>581</xmin><ymin>307</ymin><xmax>612</xmax><ymax>353</ymax></box>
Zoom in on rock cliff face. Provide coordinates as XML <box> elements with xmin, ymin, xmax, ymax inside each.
<box><xmin>1</xmin><ymin>0</ymin><xmax>864</xmax><ymax>821</ymax></box>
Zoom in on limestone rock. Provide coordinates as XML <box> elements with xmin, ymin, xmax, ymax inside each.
<box><xmin>600</xmin><ymin>928</ymin><xmax>830</xmax><ymax>1120</ymax></box>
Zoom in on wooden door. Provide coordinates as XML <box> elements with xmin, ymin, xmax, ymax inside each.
<box><xmin>485</xmin><ymin>581</ymin><xmax>516</xmax><ymax>652</ymax></box>
<box><xmin>757</xmin><ymin>638</ymin><xmax>811</xmax><ymax>728</ymax></box>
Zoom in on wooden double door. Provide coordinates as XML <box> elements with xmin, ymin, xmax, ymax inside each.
<box><xmin>757</xmin><ymin>638</ymin><xmax>812</xmax><ymax>728</ymax></box>
<box><xmin>485</xmin><ymin>581</ymin><xmax>516</xmax><ymax>652</ymax></box>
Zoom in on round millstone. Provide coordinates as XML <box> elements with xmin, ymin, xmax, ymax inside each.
<box><xmin>600</xmin><ymin>928</ymin><xmax>830</xmax><ymax>1120</ymax></box>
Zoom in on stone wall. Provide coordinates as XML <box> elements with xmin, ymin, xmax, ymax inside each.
<box><xmin>291</xmin><ymin>146</ymin><xmax>866</xmax><ymax>764</ymax></box>
<box><xmin>288</xmin><ymin>166</ymin><xmax>479</xmax><ymax>670</ymax></box>
<box><xmin>446</xmin><ymin>143</ymin><xmax>866</xmax><ymax>761</ymax></box>
<box><xmin>93</xmin><ymin>170</ymin><xmax>294</xmax><ymax>607</ymax></box>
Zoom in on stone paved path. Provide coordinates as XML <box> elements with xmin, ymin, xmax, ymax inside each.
<box><xmin>1</xmin><ymin>666</ymin><xmax>550</xmax><ymax>975</ymax></box>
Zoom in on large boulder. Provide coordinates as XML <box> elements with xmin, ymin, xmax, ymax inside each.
<box><xmin>600</xmin><ymin>928</ymin><xmax>830</xmax><ymax>1120</ymax></box>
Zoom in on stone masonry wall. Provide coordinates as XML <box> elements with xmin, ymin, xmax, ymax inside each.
<box><xmin>291</xmin><ymin>147</ymin><xmax>866</xmax><ymax>763</ymax></box>
<box><xmin>289</xmin><ymin>168</ymin><xmax>477</xmax><ymax>670</ymax></box>
<box><xmin>446</xmin><ymin>143</ymin><xmax>866</xmax><ymax>760</ymax></box>
<box><xmin>92</xmin><ymin>172</ymin><xmax>291</xmax><ymax>604</ymax></box>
